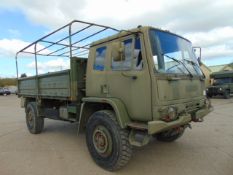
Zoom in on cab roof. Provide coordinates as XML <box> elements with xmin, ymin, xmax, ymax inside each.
<box><xmin>91</xmin><ymin>26</ymin><xmax>191</xmax><ymax>47</ymax></box>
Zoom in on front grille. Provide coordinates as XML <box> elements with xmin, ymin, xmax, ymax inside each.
<box><xmin>208</xmin><ymin>87</ymin><xmax>218</xmax><ymax>93</ymax></box>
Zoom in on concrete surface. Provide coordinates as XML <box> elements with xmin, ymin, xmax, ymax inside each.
<box><xmin>0</xmin><ymin>95</ymin><xmax>232</xmax><ymax>175</ymax></box>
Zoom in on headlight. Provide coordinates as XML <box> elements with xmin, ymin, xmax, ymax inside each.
<box><xmin>219</xmin><ymin>88</ymin><xmax>222</xmax><ymax>91</ymax></box>
<box><xmin>168</xmin><ymin>107</ymin><xmax>177</xmax><ymax>120</ymax></box>
<box><xmin>160</xmin><ymin>106</ymin><xmax>177</xmax><ymax>122</ymax></box>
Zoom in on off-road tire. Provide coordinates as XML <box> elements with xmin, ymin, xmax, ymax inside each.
<box><xmin>223</xmin><ymin>90</ymin><xmax>230</xmax><ymax>99</ymax></box>
<box><xmin>86</xmin><ymin>110</ymin><xmax>132</xmax><ymax>171</ymax></box>
<box><xmin>156</xmin><ymin>127</ymin><xmax>185</xmax><ymax>142</ymax></box>
<box><xmin>26</xmin><ymin>102</ymin><xmax>44</xmax><ymax>134</ymax></box>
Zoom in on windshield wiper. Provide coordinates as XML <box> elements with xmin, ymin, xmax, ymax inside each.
<box><xmin>183</xmin><ymin>58</ymin><xmax>205</xmax><ymax>79</ymax></box>
<box><xmin>162</xmin><ymin>54</ymin><xmax>193</xmax><ymax>78</ymax></box>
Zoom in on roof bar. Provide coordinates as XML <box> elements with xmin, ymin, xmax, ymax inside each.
<box><xmin>72</xmin><ymin>28</ymin><xmax>108</xmax><ymax>46</ymax></box>
<box><xmin>36</xmin><ymin>24</ymin><xmax>93</xmax><ymax>54</ymax></box>
<box><xmin>57</xmin><ymin>44</ymin><xmax>90</xmax><ymax>57</ymax></box>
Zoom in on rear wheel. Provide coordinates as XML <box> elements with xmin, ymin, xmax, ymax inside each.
<box><xmin>156</xmin><ymin>126</ymin><xmax>185</xmax><ymax>142</ymax></box>
<box><xmin>86</xmin><ymin>110</ymin><xmax>132</xmax><ymax>171</ymax></box>
<box><xmin>26</xmin><ymin>102</ymin><xmax>44</xmax><ymax>134</ymax></box>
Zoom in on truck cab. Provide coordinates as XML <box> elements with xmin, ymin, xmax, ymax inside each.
<box><xmin>87</xmin><ymin>26</ymin><xmax>211</xmax><ymax>128</ymax></box>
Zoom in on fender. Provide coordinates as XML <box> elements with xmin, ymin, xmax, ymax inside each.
<box><xmin>77</xmin><ymin>97</ymin><xmax>131</xmax><ymax>133</ymax></box>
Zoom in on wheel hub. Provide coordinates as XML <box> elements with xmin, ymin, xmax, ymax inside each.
<box><xmin>27</xmin><ymin>111</ymin><xmax>33</xmax><ymax>127</ymax></box>
<box><xmin>93</xmin><ymin>125</ymin><xmax>112</xmax><ymax>157</ymax></box>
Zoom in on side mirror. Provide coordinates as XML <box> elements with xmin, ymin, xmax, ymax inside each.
<box><xmin>112</xmin><ymin>41</ymin><xmax>125</xmax><ymax>62</ymax></box>
<box><xmin>193</xmin><ymin>47</ymin><xmax>202</xmax><ymax>64</ymax></box>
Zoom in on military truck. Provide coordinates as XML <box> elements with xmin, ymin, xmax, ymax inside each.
<box><xmin>207</xmin><ymin>70</ymin><xmax>233</xmax><ymax>98</ymax></box>
<box><xmin>16</xmin><ymin>20</ymin><xmax>212</xmax><ymax>171</ymax></box>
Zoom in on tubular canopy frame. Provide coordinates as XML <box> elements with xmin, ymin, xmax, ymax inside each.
<box><xmin>15</xmin><ymin>20</ymin><xmax>120</xmax><ymax>79</ymax></box>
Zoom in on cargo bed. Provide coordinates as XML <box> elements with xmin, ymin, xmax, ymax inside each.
<box><xmin>18</xmin><ymin>70</ymin><xmax>70</xmax><ymax>100</ymax></box>
<box><xmin>18</xmin><ymin>58</ymin><xmax>87</xmax><ymax>101</ymax></box>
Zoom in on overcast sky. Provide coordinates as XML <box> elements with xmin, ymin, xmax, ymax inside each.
<box><xmin>0</xmin><ymin>0</ymin><xmax>233</xmax><ymax>77</ymax></box>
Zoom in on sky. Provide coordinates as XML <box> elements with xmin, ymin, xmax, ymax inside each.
<box><xmin>0</xmin><ymin>0</ymin><xmax>233</xmax><ymax>77</ymax></box>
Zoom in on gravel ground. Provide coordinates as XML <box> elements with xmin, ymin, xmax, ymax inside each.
<box><xmin>0</xmin><ymin>95</ymin><xmax>232</xmax><ymax>175</ymax></box>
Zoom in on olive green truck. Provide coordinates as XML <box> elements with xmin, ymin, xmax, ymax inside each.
<box><xmin>207</xmin><ymin>70</ymin><xmax>233</xmax><ymax>99</ymax></box>
<box><xmin>16</xmin><ymin>20</ymin><xmax>213</xmax><ymax>171</ymax></box>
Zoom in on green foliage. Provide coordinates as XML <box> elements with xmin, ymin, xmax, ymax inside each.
<box><xmin>0</xmin><ymin>78</ymin><xmax>17</xmax><ymax>87</ymax></box>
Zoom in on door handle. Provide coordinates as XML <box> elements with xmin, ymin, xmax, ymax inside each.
<box><xmin>121</xmin><ymin>72</ymin><xmax>137</xmax><ymax>80</ymax></box>
<box><xmin>101</xmin><ymin>84</ymin><xmax>109</xmax><ymax>94</ymax></box>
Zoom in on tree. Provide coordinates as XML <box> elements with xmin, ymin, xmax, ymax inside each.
<box><xmin>0</xmin><ymin>78</ymin><xmax>17</xmax><ymax>87</ymax></box>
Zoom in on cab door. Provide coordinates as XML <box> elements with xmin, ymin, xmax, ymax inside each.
<box><xmin>86</xmin><ymin>45</ymin><xmax>108</xmax><ymax>97</ymax></box>
<box><xmin>106</xmin><ymin>35</ymin><xmax>152</xmax><ymax>121</ymax></box>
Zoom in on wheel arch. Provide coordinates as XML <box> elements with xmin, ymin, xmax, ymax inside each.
<box><xmin>78</xmin><ymin>97</ymin><xmax>131</xmax><ymax>134</ymax></box>
<box><xmin>21</xmin><ymin>97</ymin><xmax>36</xmax><ymax>108</ymax></box>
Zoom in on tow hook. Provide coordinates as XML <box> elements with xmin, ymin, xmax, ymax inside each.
<box><xmin>192</xmin><ymin>118</ymin><xmax>204</xmax><ymax>122</ymax></box>
<box><xmin>184</xmin><ymin>123</ymin><xmax>192</xmax><ymax>129</ymax></box>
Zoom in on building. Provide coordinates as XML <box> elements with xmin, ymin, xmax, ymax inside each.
<box><xmin>209</xmin><ymin>62</ymin><xmax>233</xmax><ymax>72</ymax></box>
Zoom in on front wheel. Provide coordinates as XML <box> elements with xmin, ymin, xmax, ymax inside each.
<box><xmin>86</xmin><ymin>110</ymin><xmax>132</xmax><ymax>171</ymax></box>
<box><xmin>156</xmin><ymin>126</ymin><xmax>185</xmax><ymax>142</ymax></box>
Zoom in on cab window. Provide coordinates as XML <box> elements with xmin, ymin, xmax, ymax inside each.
<box><xmin>122</xmin><ymin>39</ymin><xmax>133</xmax><ymax>70</ymax></box>
<box><xmin>111</xmin><ymin>38</ymin><xmax>132</xmax><ymax>70</ymax></box>
<box><xmin>112</xmin><ymin>36</ymin><xmax>143</xmax><ymax>71</ymax></box>
<box><xmin>93</xmin><ymin>46</ymin><xmax>106</xmax><ymax>71</ymax></box>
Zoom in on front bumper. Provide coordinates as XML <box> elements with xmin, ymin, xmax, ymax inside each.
<box><xmin>207</xmin><ymin>87</ymin><xmax>223</xmax><ymax>95</ymax></box>
<box><xmin>147</xmin><ymin>106</ymin><xmax>213</xmax><ymax>135</ymax></box>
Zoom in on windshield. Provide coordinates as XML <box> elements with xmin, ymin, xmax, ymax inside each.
<box><xmin>213</xmin><ymin>78</ymin><xmax>232</xmax><ymax>85</ymax></box>
<box><xmin>149</xmin><ymin>29</ymin><xmax>203</xmax><ymax>76</ymax></box>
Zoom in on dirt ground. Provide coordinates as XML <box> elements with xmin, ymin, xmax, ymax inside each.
<box><xmin>0</xmin><ymin>95</ymin><xmax>232</xmax><ymax>175</ymax></box>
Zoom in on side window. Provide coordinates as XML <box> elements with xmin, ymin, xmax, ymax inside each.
<box><xmin>112</xmin><ymin>37</ymin><xmax>143</xmax><ymax>71</ymax></box>
<box><xmin>93</xmin><ymin>46</ymin><xmax>106</xmax><ymax>71</ymax></box>
<box><xmin>111</xmin><ymin>38</ymin><xmax>133</xmax><ymax>70</ymax></box>
<box><xmin>122</xmin><ymin>39</ymin><xmax>133</xmax><ymax>70</ymax></box>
